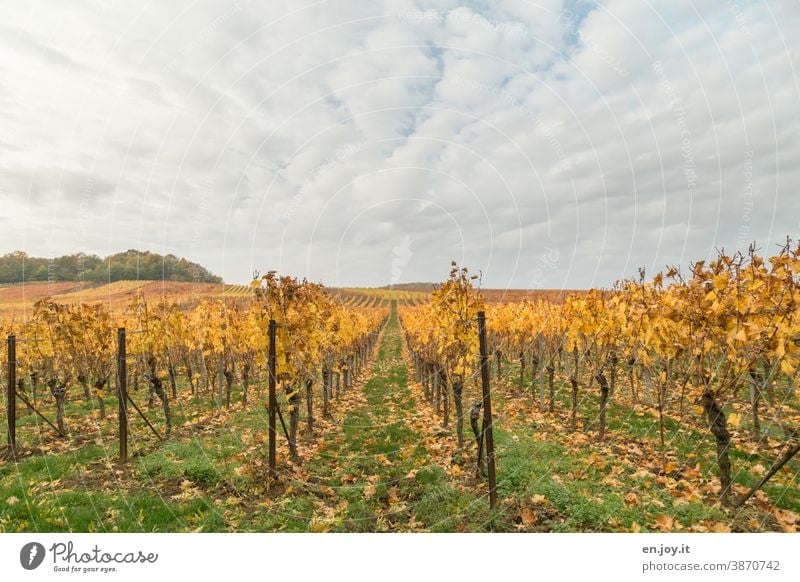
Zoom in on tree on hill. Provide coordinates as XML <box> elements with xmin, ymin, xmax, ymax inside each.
<box><xmin>0</xmin><ymin>250</ymin><xmax>221</xmax><ymax>284</ymax></box>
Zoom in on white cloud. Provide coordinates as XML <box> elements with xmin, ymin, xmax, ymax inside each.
<box><xmin>0</xmin><ymin>0</ymin><xmax>798</xmax><ymax>288</ymax></box>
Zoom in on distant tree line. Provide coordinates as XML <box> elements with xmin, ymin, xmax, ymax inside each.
<box><xmin>0</xmin><ymin>250</ymin><xmax>222</xmax><ymax>284</ymax></box>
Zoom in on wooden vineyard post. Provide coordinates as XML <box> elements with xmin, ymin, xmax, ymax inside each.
<box><xmin>7</xmin><ymin>334</ymin><xmax>16</xmax><ymax>451</ymax></box>
<box><xmin>477</xmin><ymin>311</ymin><xmax>498</xmax><ymax>510</ymax></box>
<box><xmin>537</xmin><ymin>333</ymin><xmax>545</xmax><ymax>410</ymax></box>
<box><xmin>268</xmin><ymin>319</ymin><xmax>277</xmax><ymax>479</ymax></box>
<box><xmin>217</xmin><ymin>353</ymin><xmax>224</xmax><ymax>413</ymax></box>
<box><xmin>117</xmin><ymin>328</ymin><xmax>128</xmax><ymax>462</ymax></box>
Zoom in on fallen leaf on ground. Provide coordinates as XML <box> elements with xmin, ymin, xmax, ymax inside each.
<box><xmin>521</xmin><ymin>507</ymin><xmax>537</xmax><ymax>526</ymax></box>
<box><xmin>653</xmin><ymin>514</ymin><xmax>675</xmax><ymax>532</ymax></box>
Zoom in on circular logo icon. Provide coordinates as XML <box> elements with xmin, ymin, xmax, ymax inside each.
<box><xmin>20</xmin><ymin>542</ymin><xmax>46</xmax><ymax>570</ymax></box>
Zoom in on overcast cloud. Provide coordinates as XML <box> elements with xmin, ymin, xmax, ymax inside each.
<box><xmin>1</xmin><ymin>0</ymin><xmax>798</xmax><ymax>288</ymax></box>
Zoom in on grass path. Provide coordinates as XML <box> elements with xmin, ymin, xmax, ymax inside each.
<box><xmin>250</xmin><ymin>302</ymin><xmax>494</xmax><ymax>532</ymax></box>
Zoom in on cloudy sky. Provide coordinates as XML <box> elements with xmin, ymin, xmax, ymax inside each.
<box><xmin>1</xmin><ymin>1</ymin><xmax>798</xmax><ymax>288</ymax></box>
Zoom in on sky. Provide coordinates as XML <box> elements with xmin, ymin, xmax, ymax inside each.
<box><xmin>0</xmin><ymin>0</ymin><xmax>798</xmax><ymax>289</ymax></box>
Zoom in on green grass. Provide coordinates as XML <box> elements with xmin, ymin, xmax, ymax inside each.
<box><xmin>486</xmin><ymin>357</ymin><xmax>800</xmax><ymax>521</ymax></box>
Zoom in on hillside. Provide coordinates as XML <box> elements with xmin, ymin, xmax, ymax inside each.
<box><xmin>0</xmin><ymin>280</ymin><xmax>252</xmax><ymax>320</ymax></box>
<box><xmin>0</xmin><ymin>279</ymin><xmax>583</xmax><ymax>321</ymax></box>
